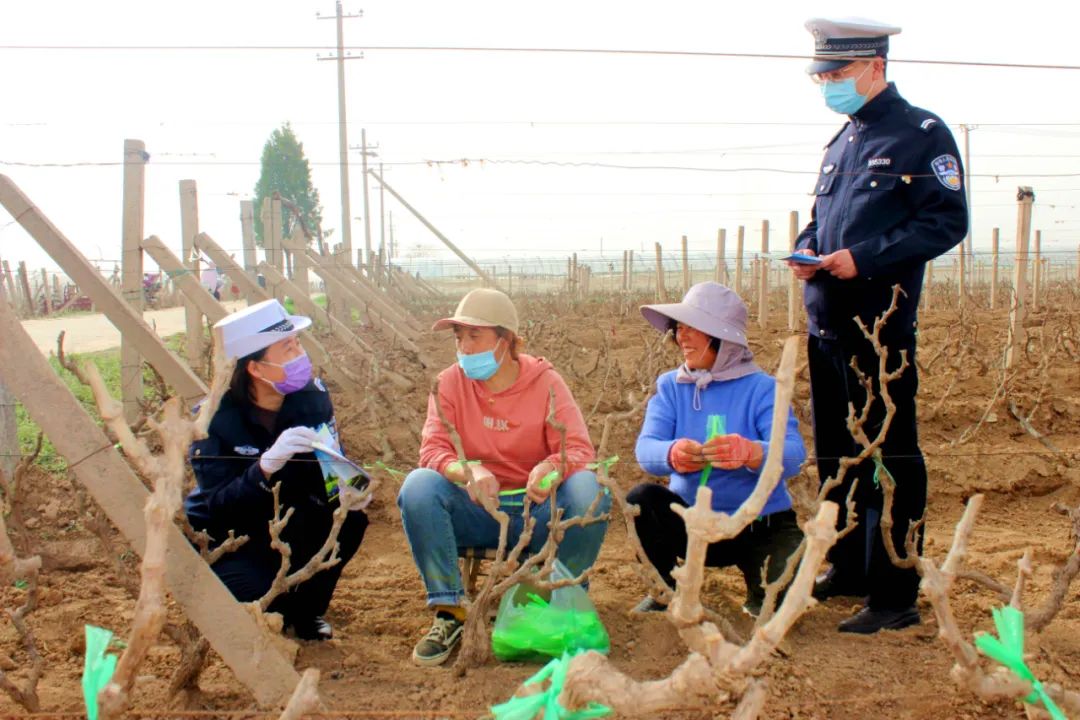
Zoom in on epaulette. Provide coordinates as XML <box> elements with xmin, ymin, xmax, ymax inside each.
<box><xmin>906</xmin><ymin>107</ymin><xmax>944</xmax><ymax>134</ymax></box>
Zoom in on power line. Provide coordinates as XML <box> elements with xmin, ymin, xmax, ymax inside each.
<box><xmin>2</xmin><ymin>43</ymin><xmax>1079</xmax><ymax>71</ymax></box>
<box><xmin>7</xmin><ymin>156</ymin><xmax>1080</xmax><ymax>179</ymax></box>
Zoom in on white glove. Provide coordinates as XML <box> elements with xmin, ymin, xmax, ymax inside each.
<box><xmin>259</xmin><ymin>426</ymin><xmax>320</xmax><ymax>477</ymax></box>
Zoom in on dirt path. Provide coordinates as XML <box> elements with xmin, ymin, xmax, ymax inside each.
<box><xmin>19</xmin><ymin>302</ymin><xmax>246</xmax><ymax>354</ymax></box>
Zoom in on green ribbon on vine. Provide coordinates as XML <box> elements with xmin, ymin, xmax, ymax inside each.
<box><xmin>871</xmin><ymin>452</ymin><xmax>894</xmax><ymax>489</ymax></box>
<box><xmin>974</xmin><ymin>606</ymin><xmax>1066</xmax><ymax>720</ymax></box>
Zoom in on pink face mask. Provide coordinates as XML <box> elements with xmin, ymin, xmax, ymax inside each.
<box><xmin>259</xmin><ymin>353</ymin><xmax>312</xmax><ymax>394</ymax></box>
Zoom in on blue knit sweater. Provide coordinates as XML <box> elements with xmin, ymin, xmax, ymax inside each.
<box><xmin>634</xmin><ymin>370</ymin><xmax>805</xmax><ymax>515</ymax></box>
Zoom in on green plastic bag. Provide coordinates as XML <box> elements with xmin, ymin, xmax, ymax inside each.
<box><xmin>82</xmin><ymin>625</ymin><xmax>118</xmax><ymax>720</ymax></box>
<box><xmin>490</xmin><ymin>651</ymin><xmax>612</xmax><ymax>720</ymax></box>
<box><xmin>492</xmin><ymin>560</ymin><xmax>610</xmax><ymax>663</ymax></box>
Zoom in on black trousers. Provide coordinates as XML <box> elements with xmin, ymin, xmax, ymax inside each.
<box><xmin>211</xmin><ymin>508</ymin><xmax>368</xmax><ymax>624</ymax></box>
<box><xmin>807</xmin><ymin>333</ymin><xmax>927</xmax><ymax>610</ymax></box>
<box><xmin>627</xmin><ymin>483</ymin><xmax>803</xmax><ymax>605</ymax></box>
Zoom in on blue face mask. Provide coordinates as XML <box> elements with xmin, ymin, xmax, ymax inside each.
<box><xmin>457</xmin><ymin>340</ymin><xmax>505</xmax><ymax>380</ymax></box>
<box><xmin>820</xmin><ymin>64</ymin><xmax>871</xmax><ymax>115</ymax></box>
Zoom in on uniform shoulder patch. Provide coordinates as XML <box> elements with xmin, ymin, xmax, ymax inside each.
<box><xmin>931</xmin><ymin>154</ymin><xmax>963</xmax><ymax>191</ymax></box>
<box><xmin>920</xmin><ymin>118</ymin><xmax>938</xmax><ymax>131</ymax></box>
<box><xmin>314</xmin><ymin>377</ymin><xmax>327</xmax><ymax>392</ymax></box>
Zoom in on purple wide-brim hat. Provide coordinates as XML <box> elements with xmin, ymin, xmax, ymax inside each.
<box><xmin>640</xmin><ymin>281</ymin><xmax>749</xmax><ymax>347</ymax></box>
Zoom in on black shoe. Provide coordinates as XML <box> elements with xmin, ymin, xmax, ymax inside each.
<box><xmin>412</xmin><ymin>611</ymin><xmax>464</xmax><ymax>667</ymax></box>
<box><xmin>812</xmin><ymin>568</ymin><xmax>868</xmax><ymax>601</ymax></box>
<box><xmin>838</xmin><ymin>606</ymin><xmax>920</xmax><ymax>634</ymax></box>
<box><xmin>290</xmin><ymin>616</ymin><xmax>333</xmax><ymax>641</ymax></box>
<box><xmin>631</xmin><ymin>596</ymin><xmax>668</xmax><ymax>614</ymax></box>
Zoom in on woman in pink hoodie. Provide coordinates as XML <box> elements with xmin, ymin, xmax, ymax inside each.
<box><xmin>397</xmin><ymin>288</ymin><xmax>609</xmax><ymax>667</ymax></box>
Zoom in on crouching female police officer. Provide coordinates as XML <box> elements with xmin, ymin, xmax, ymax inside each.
<box><xmin>184</xmin><ymin>299</ymin><xmax>369</xmax><ymax>641</ymax></box>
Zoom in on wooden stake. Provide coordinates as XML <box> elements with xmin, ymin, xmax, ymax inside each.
<box><xmin>958</xmin><ymin>239</ymin><xmax>966</xmax><ymax>307</ymax></box>
<box><xmin>681</xmin><ymin>235</ymin><xmax>689</xmax><ymax>291</ymax></box>
<box><xmin>734</xmin><ymin>225</ymin><xmax>745</xmax><ymax>298</ymax></box>
<box><xmin>758</xmin><ymin>220</ymin><xmax>769</xmax><ymax>329</ymax></box>
<box><xmin>39</xmin><ymin>269</ymin><xmax>52</xmax><ymax>314</ymax></box>
<box><xmin>179</xmin><ymin>179</ymin><xmax>204</xmax><ymax>375</ymax></box>
<box><xmin>787</xmin><ymin>211</ymin><xmax>799</xmax><ymax>331</ymax></box>
<box><xmin>716</xmin><ymin>228</ymin><xmax>726</xmax><ymax>284</ymax></box>
<box><xmin>622</xmin><ymin>250</ymin><xmax>629</xmax><ymax>292</ymax></box>
<box><xmin>628</xmin><ymin>249</ymin><xmax>634</xmax><ymax>290</ymax></box>
<box><xmin>654</xmin><ymin>242</ymin><xmax>665</xmax><ymax>302</ymax></box>
<box><xmin>923</xmin><ymin>260</ymin><xmax>933</xmax><ymax>311</ymax></box>
<box><xmin>16</xmin><ymin>262</ymin><xmax>33</xmax><ymax>316</ymax></box>
<box><xmin>2</xmin><ymin>260</ymin><xmax>18</xmax><ymax>312</ymax></box>
<box><xmin>990</xmin><ymin>228</ymin><xmax>1000</xmax><ymax>310</ymax></box>
<box><xmin>571</xmin><ymin>253</ymin><xmax>578</xmax><ymax>299</ymax></box>
<box><xmin>1033</xmin><ymin>229</ymin><xmax>1042</xmax><ymax>312</ymax></box>
<box><xmin>1006</xmin><ymin>187</ymin><xmax>1034</xmax><ymax>369</ymax></box>
<box><xmin>121</xmin><ymin>141</ymin><xmax>148</xmax><ymax>422</ymax></box>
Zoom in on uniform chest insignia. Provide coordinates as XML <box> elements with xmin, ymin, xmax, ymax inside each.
<box><xmin>867</xmin><ymin>157</ymin><xmax>892</xmax><ymax>168</ymax></box>
<box><xmin>234</xmin><ymin>445</ymin><xmax>261</xmax><ymax>456</ymax></box>
<box><xmin>931</xmin><ymin>154</ymin><xmax>963</xmax><ymax>191</ymax></box>
<box><xmin>822</xmin><ymin>164</ymin><xmax>835</xmax><ymax>175</ymax></box>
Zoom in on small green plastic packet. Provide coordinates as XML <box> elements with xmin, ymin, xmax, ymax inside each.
<box><xmin>974</xmin><ymin>606</ymin><xmax>1066</xmax><ymax>720</ymax></box>
<box><xmin>698</xmin><ymin>414</ymin><xmax>726</xmax><ymax>487</ymax></box>
<box><xmin>82</xmin><ymin>625</ymin><xmax>118</xmax><ymax>720</ymax></box>
<box><xmin>492</xmin><ymin>560</ymin><xmax>610</xmax><ymax>663</ymax></box>
<box><xmin>490</xmin><ymin>651</ymin><xmax>612</xmax><ymax>720</ymax></box>
<box><xmin>586</xmin><ymin>456</ymin><xmax>619</xmax><ymax>473</ymax></box>
<box><xmin>363</xmin><ymin>460</ymin><xmax>406</xmax><ymax>480</ymax></box>
<box><xmin>539</xmin><ymin>469</ymin><xmax>561</xmax><ymax>491</ymax></box>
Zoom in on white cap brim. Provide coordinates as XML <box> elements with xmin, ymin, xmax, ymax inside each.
<box><xmin>225</xmin><ymin>314</ymin><xmax>312</xmax><ymax>359</ymax></box>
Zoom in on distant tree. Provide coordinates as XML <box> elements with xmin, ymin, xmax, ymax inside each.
<box><xmin>253</xmin><ymin>123</ymin><xmax>323</xmax><ymax>248</ymax></box>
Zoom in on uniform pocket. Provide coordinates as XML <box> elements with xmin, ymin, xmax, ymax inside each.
<box><xmin>852</xmin><ymin>174</ymin><xmax>899</xmax><ymax>192</ymax></box>
<box><xmin>813</xmin><ymin>173</ymin><xmax>837</xmax><ymax>196</ymax></box>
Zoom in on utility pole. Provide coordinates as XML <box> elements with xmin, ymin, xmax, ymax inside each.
<box><xmin>317</xmin><ymin>2</ymin><xmax>362</xmax><ymax>267</ymax></box>
<box><xmin>388</xmin><ymin>209</ymin><xmax>396</xmax><ymax>259</ymax></box>
<box><xmin>378</xmin><ymin>161</ymin><xmax>387</xmax><ymax>257</ymax></box>
<box><xmin>351</xmin><ymin>131</ymin><xmax>379</xmax><ymax>269</ymax></box>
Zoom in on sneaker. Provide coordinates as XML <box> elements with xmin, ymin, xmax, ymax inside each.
<box><xmin>837</xmin><ymin>606</ymin><xmax>920</xmax><ymax>634</ymax></box>
<box><xmin>631</xmin><ymin>596</ymin><xmax>668</xmax><ymax>614</ymax></box>
<box><xmin>289</xmin><ymin>616</ymin><xmax>333</xmax><ymax>641</ymax></box>
<box><xmin>412</xmin><ymin>612</ymin><xmax>464</xmax><ymax>666</ymax></box>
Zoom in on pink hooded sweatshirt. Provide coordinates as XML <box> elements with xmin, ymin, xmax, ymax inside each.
<box><xmin>419</xmin><ymin>354</ymin><xmax>594</xmax><ymax>490</ymax></box>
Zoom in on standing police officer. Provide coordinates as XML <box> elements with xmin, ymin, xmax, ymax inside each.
<box><xmin>787</xmin><ymin>18</ymin><xmax>968</xmax><ymax>634</ymax></box>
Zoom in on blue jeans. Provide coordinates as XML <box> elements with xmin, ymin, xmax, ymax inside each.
<box><xmin>397</xmin><ymin>468</ymin><xmax>612</xmax><ymax>606</ymax></box>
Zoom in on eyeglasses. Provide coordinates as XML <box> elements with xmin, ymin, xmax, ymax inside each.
<box><xmin>811</xmin><ymin>61</ymin><xmax>870</xmax><ymax>85</ymax></box>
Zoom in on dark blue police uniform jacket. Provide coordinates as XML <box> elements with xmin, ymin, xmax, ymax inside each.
<box><xmin>184</xmin><ymin>379</ymin><xmax>338</xmax><ymax>554</ymax></box>
<box><xmin>796</xmin><ymin>83</ymin><xmax>968</xmax><ymax>341</ymax></box>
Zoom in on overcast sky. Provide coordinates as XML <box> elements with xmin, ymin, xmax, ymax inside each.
<box><xmin>2</xmin><ymin>0</ymin><xmax>1079</xmax><ymax>277</ymax></box>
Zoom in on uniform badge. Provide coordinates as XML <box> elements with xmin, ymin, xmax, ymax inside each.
<box><xmin>234</xmin><ymin>445</ymin><xmax>261</xmax><ymax>456</ymax></box>
<box><xmin>314</xmin><ymin>377</ymin><xmax>327</xmax><ymax>392</ymax></box>
<box><xmin>931</xmin><ymin>154</ymin><xmax>962</xmax><ymax>191</ymax></box>
<box><xmin>822</xmin><ymin>164</ymin><xmax>835</xmax><ymax>175</ymax></box>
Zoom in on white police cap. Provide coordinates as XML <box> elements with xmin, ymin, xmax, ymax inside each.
<box><xmin>213</xmin><ymin>298</ymin><xmax>312</xmax><ymax>360</ymax></box>
<box><xmin>805</xmin><ymin>17</ymin><xmax>902</xmax><ymax>75</ymax></box>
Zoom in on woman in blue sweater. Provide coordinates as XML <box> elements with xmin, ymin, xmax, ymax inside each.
<box><xmin>630</xmin><ymin>281</ymin><xmax>806</xmax><ymax>617</ymax></box>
